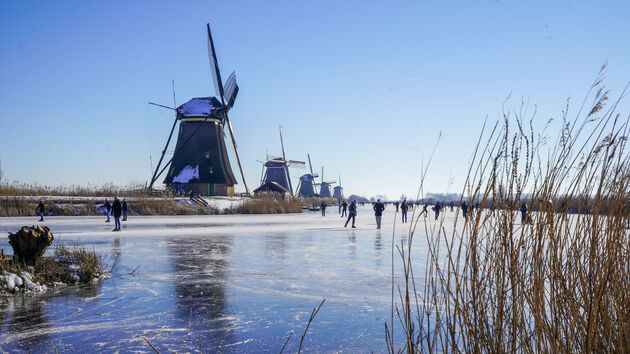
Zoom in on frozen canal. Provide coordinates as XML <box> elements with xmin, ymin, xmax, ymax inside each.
<box><xmin>0</xmin><ymin>205</ymin><xmax>451</xmax><ymax>352</ymax></box>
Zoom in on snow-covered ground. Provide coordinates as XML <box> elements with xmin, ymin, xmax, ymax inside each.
<box><xmin>0</xmin><ymin>206</ymin><xmax>472</xmax><ymax>352</ymax></box>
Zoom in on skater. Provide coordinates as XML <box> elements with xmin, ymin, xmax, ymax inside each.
<box><xmin>321</xmin><ymin>201</ymin><xmax>327</xmax><ymax>217</ymax></box>
<box><xmin>122</xmin><ymin>199</ymin><xmax>128</xmax><ymax>221</ymax></box>
<box><xmin>37</xmin><ymin>200</ymin><xmax>45</xmax><ymax>221</ymax></box>
<box><xmin>112</xmin><ymin>197</ymin><xmax>122</xmax><ymax>231</ymax></box>
<box><xmin>373</xmin><ymin>199</ymin><xmax>385</xmax><ymax>229</ymax></box>
<box><xmin>401</xmin><ymin>199</ymin><xmax>408</xmax><ymax>223</ymax></box>
<box><xmin>341</xmin><ymin>200</ymin><xmax>348</xmax><ymax>217</ymax></box>
<box><xmin>344</xmin><ymin>200</ymin><xmax>357</xmax><ymax>228</ymax></box>
<box><xmin>520</xmin><ymin>202</ymin><xmax>528</xmax><ymax>224</ymax></box>
<box><xmin>101</xmin><ymin>199</ymin><xmax>112</xmax><ymax>222</ymax></box>
<box><xmin>422</xmin><ymin>203</ymin><xmax>428</xmax><ymax>216</ymax></box>
<box><xmin>461</xmin><ymin>201</ymin><xmax>468</xmax><ymax>219</ymax></box>
<box><xmin>450</xmin><ymin>201</ymin><xmax>454</xmax><ymax>212</ymax></box>
<box><xmin>433</xmin><ymin>201</ymin><xmax>441</xmax><ymax>220</ymax></box>
<box><xmin>394</xmin><ymin>201</ymin><xmax>399</xmax><ymax>212</ymax></box>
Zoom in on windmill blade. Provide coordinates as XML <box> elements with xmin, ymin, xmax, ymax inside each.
<box><xmin>207</xmin><ymin>23</ymin><xmax>225</xmax><ymax>102</ymax></box>
<box><xmin>307</xmin><ymin>153</ymin><xmax>314</xmax><ymax>176</ymax></box>
<box><xmin>266</xmin><ymin>153</ymin><xmax>282</xmax><ymax>161</ymax></box>
<box><xmin>148</xmin><ymin>81</ymin><xmax>179</xmax><ymax>189</ymax></box>
<box><xmin>279</xmin><ymin>125</ymin><xmax>286</xmax><ymax>161</ymax></box>
<box><xmin>223</xmin><ymin>71</ymin><xmax>239</xmax><ymax>110</ymax></box>
<box><xmin>208</xmin><ymin>24</ymin><xmax>249</xmax><ymax>193</ymax></box>
<box><xmin>287</xmin><ymin>160</ymin><xmax>306</xmax><ymax>168</ymax></box>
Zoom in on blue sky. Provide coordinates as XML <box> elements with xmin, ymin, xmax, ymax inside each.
<box><xmin>1</xmin><ymin>0</ymin><xmax>629</xmax><ymax>199</ymax></box>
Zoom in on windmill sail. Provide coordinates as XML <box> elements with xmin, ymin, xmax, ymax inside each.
<box><xmin>207</xmin><ymin>23</ymin><xmax>224</xmax><ymax>100</ymax></box>
<box><xmin>223</xmin><ymin>72</ymin><xmax>239</xmax><ymax>110</ymax></box>
<box><xmin>206</xmin><ymin>23</ymin><xmax>249</xmax><ymax>194</ymax></box>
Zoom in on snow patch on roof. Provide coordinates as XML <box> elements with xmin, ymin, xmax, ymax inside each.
<box><xmin>177</xmin><ymin>97</ymin><xmax>218</xmax><ymax>118</ymax></box>
<box><xmin>173</xmin><ymin>165</ymin><xmax>199</xmax><ymax>183</ymax></box>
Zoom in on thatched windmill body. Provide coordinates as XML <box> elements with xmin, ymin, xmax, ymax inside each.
<box><xmin>318</xmin><ymin>166</ymin><xmax>336</xmax><ymax>198</ymax></box>
<box><xmin>254</xmin><ymin>126</ymin><xmax>304</xmax><ymax>195</ymax></box>
<box><xmin>296</xmin><ymin>154</ymin><xmax>319</xmax><ymax>197</ymax></box>
<box><xmin>332</xmin><ymin>175</ymin><xmax>344</xmax><ymax>201</ymax></box>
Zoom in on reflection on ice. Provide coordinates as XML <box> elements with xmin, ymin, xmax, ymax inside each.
<box><xmin>0</xmin><ymin>206</ymin><xmax>437</xmax><ymax>352</ymax></box>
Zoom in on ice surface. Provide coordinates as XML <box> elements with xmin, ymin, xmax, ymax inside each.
<box><xmin>0</xmin><ymin>206</ymin><xmax>471</xmax><ymax>352</ymax></box>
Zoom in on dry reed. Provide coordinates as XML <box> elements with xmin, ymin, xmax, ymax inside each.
<box><xmin>387</xmin><ymin>65</ymin><xmax>630</xmax><ymax>352</ymax></box>
<box><xmin>236</xmin><ymin>195</ymin><xmax>302</xmax><ymax>214</ymax></box>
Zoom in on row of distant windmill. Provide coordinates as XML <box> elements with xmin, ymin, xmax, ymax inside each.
<box><xmin>255</xmin><ymin>128</ymin><xmax>343</xmax><ymax>199</ymax></box>
<box><xmin>147</xmin><ymin>24</ymin><xmax>344</xmax><ymax>200</ymax></box>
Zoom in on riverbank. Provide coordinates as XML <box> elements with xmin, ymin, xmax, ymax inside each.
<box><xmin>0</xmin><ymin>195</ymin><xmax>304</xmax><ymax>217</ymax></box>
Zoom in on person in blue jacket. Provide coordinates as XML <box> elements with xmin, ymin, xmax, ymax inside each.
<box><xmin>373</xmin><ymin>199</ymin><xmax>385</xmax><ymax>229</ymax></box>
<box><xmin>344</xmin><ymin>200</ymin><xmax>358</xmax><ymax>228</ymax></box>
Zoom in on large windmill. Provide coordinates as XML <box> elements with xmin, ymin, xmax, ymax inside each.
<box><xmin>296</xmin><ymin>154</ymin><xmax>319</xmax><ymax>197</ymax></box>
<box><xmin>318</xmin><ymin>166</ymin><xmax>336</xmax><ymax>198</ymax></box>
<box><xmin>148</xmin><ymin>24</ymin><xmax>248</xmax><ymax>196</ymax></box>
<box><xmin>254</xmin><ymin>126</ymin><xmax>305</xmax><ymax>195</ymax></box>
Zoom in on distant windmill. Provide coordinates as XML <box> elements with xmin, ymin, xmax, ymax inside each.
<box><xmin>318</xmin><ymin>166</ymin><xmax>336</xmax><ymax>198</ymax></box>
<box><xmin>332</xmin><ymin>175</ymin><xmax>344</xmax><ymax>201</ymax></box>
<box><xmin>254</xmin><ymin>126</ymin><xmax>305</xmax><ymax>195</ymax></box>
<box><xmin>148</xmin><ymin>24</ymin><xmax>248</xmax><ymax>196</ymax></box>
<box><xmin>296</xmin><ymin>154</ymin><xmax>319</xmax><ymax>197</ymax></box>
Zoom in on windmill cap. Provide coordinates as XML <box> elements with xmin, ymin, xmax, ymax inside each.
<box><xmin>177</xmin><ymin>97</ymin><xmax>224</xmax><ymax>119</ymax></box>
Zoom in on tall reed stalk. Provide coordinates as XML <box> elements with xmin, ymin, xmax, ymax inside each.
<box><xmin>388</xmin><ymin>65</ymin><xmax>630</xmax><ymax>352</ymax></box>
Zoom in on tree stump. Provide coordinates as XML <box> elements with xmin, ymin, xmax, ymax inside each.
<box><xmin>8</xmin><ymin>225</ymin><xmax>54</xmax><ymax>266</ymax></box>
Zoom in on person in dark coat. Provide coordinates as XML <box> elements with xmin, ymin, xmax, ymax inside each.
<box><xmin>433</xmin><ymin>202</ymin><xmax>442</xmax><ymax>220</ymax></box>
<box><xmin>101</xmin><ymin>199</ymin><xmax>112</xmax><ymax>222</ymax></box>
<box><xmin>373</xmin><ymin>199</ymin><xmax>385</xmax><ymax>229</ymax></box>
<box><xmin>394</xmin><ymin>201</ymin><xmax>399</xmax><ymax>212</ymax></box>
<box><xmin>341</xmin><ymin>200</ymin><xmax>348</xmax><ymax>217</ymax></box>
<box><xmin>122</xmin><ymin>199</ymin><xmax>128</xmax><ymax>221</ymax></box>
<box><xmin>520</xmin><ymin>202</ymin><xmax>528</xmax><ymax>224</ymax></box>
<box><xmin>37</xmin><ymin>200</ymin><xmax>45</xmax><ymax>221</ymax></box>
<box><xmin>450</xmin><ymin>201</ymin><xmax>454</xmax><ymax>212</ymax></box>
<box><xmin>461</xmin><ymin>201</ymin><xmax>468</xmax><ymax>219</ymax></box>
<box><xmin>401</xmin><ymin>200</ymin><xmax>408</xmax><ymax>223</ymax></box>
<box><xmin>344</xmin><ymin>200</ymin><xmax>357</xmax><ymax>228</ymax></box>
<box><xmin>112</xmin><ymin>197</ymin><xmax>122</xmax><ymax>231</ymax></box>
<box><xmin>321</xmin><ymin>201</ymin><xmax>327</xmax><ymax>217</ymax></box>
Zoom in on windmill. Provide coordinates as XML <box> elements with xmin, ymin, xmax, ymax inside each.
<box><xmin>296</xmin><ymin>154</ymin><xmax>319</xmax><ymax>197</ymax></box>
<box><xmin>332</xmin><ymin>175</ymin><xmax>344</xmax><ymax>201</ymax></box>
<box><xmin>254</xmin><ymin>126</ymin><xmax>305</xmax><ymax>195</ymax></box>
<box><xmin>318</xmin><ymin>166</ymin><xmax>336</xmax><ymax>198</ymax></box>
<box><xmin>148</xmin><ymin>23</ymin><xmax>248</xmax><ymax>196</ymax></box>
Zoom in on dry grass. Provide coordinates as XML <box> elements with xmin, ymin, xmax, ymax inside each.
<box><xmin>236</xmin><ymin>195</ymin><xmax>302</xmax><ymax>214</ymax></box>
<box><xmin>1</xmin><ymin>243</ymin><xmax>108</xmax><ymax>287</ymax></box>
<box><xmin>0</xmin><ymin>184</ymin><xmax>305</xmax><ymax>216</ymax></box>
<box><xmin>0</xmin><ymin>198</ymin><xmax>218</xmax><ymax>217</ymax></box>
<box><xmin>0</xmin><ymin>181</ymin><xmax>168</xmax><ymax>198</ymax></box>
<box><xmin>388</xmin><ymin>66</ymin><xmax>630</xmax><ymax>352</ymax></box>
